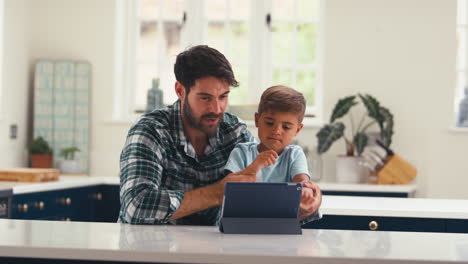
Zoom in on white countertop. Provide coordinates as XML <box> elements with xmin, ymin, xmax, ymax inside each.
<box><xmin>0</xmin><ymin>219</ymin><xmax>467</xmax><ymax>264</ymax></box>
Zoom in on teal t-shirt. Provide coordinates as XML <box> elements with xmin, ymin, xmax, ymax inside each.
<box><xmin>224</xmin><ymin>142</ymin><xmax>310</xmax><ymax>182</ymax></box>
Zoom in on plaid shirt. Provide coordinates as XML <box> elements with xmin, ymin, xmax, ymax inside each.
<box><xmin>119</xmin><ymin>100</ymin><xmax>254</xmax><ymax>225</ymax></box>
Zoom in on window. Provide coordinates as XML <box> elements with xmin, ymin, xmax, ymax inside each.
<box><xmin>456</xmin><ymin>0</ymin><xmax>468</xmax><ymax>126</ymax></box>
<box><xmin>114</xmin><ymin>0</ymin><xmax>323</xmax><ymax>122</ymax></box>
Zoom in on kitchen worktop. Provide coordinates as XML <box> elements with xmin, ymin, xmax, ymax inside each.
<box><xmin>0</xmin><ymin>219</ymin><xmax>467</xmax><ymax>264</ymax></box>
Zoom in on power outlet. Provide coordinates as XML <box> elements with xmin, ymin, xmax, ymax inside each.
<box><xmin>9</xmin><ymin>124</ymin><xmax>17</xmax><ymax>139</ymax></box>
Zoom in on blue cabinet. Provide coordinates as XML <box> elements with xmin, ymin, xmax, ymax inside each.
<box><xmin>321</xmin><ymin>191</ymin><xmax>409</xmax><ymax>198</ymax></box>
<box><xmin>303</xmin><ymin>215</ymin><xmax>468</xmax><ymax>233</ymax></box>
<box><xmin>11</xmin><ymin>185</ymin><xmax>119</xmax><ymax>222</ymax></box>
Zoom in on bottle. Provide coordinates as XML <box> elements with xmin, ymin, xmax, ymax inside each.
<box><xmin>146</xmin><ymin>78</ymin><xmax>164</xmax><ymax>112</ymax></box>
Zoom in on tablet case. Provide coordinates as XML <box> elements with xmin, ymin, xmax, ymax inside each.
<box><xmin>219</xmin><ymin>182</ymin><xmax>302</xmax><ymax>234</ymax></box>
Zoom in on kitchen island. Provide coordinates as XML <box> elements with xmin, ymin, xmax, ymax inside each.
<box><xmin>0</xmin><ymin>219</ymin><xmax>468</xmax><ymax>264</ymax></box>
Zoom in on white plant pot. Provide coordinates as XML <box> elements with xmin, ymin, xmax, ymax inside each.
<box><xmin>336</xmin><ymin>156</ymin><xmax>369</xmax><ymax>183</ymax></box>
<box><xmin>58</xmin><ymin>160</ymin><xmax>83</xmax><ymax>174</ymax></box>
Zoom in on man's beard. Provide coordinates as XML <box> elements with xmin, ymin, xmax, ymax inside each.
<box><xmin>183</xmin><ymin>98</ymin><xmax>223</xmax><ymax>137</ymax></box>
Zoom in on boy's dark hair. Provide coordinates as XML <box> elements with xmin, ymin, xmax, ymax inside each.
<box><xmin>258</xmin><ymin>85</ymin><xmax>306</xmax><ymax>123</ymax></box>
<box><xmin>174</xmin><ymin>45</ymin><xmax>238</xmax><ymax>94</ymax></box>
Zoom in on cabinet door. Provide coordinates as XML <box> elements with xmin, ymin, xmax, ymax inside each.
<box><xmin>303</xmin><ymin>215</ymin><xmax>446</xmax><ymax>233</ymax></box>
<box><xmin>446</xmin><ymin>219</ymin><xmax>468</xmax><ymax>233</ymax></box>
<box><xmin>93</xmin><ymin>185</ymin><xmax>120</xmax><ymax>223</ymax></box>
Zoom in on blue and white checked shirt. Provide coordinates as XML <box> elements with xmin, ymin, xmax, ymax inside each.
<box><xmin>119</xmin><ymin>100</ymin><xmax>254</xmax><ymax>225</ymax></box>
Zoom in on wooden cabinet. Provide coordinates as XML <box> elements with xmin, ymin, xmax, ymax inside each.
<box><xmin>302</xmin><ymin>215</ymin><xmax>468</xmax><ymax>233</ymax></box>
<box><xmin>11</xmin><ymin>185</ymin><xmax>119</xmax><ymax>223</ymax></box>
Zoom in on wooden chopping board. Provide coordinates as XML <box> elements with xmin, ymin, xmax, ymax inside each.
<box><xmin>0</xmin><ymin>168</ymin><xmax>60</xmax><ymax>182</ymax></box>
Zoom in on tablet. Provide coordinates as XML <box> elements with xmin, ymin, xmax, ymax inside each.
<box><xmin>219</xmin><ymin>182</ymin><xmax>302</xmax><ymax>234</ymax></box>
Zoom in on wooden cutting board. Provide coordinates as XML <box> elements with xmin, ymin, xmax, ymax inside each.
<box><xmin>0</xmin><ymin>168</ymin><xmax>60</xmax><ymax>182</ymax></box>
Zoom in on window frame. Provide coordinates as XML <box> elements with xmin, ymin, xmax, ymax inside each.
<box><xmin>114</xmin><ymin>0</ymin><xmax>324</xmax><ymax>126</ymax></box>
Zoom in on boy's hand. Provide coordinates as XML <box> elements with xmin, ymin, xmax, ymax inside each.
<box><xmin>245</xmin><ymin>150</ymin><xmax>278</xmax><ymax>174</ymax></box>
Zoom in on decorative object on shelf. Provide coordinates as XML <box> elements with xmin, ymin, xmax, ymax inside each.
<box><xmin>0</xmin><ymin>168</ymin><xmax>59</xmax><ymax>182</ymax></box>
<box><xmin>146</xmin><ymin>78</ymin><xmax>164</xmax><ymax>112</ymax></box>
<box><xmin>57</xmin><ymin>147</ymin><xmax>82</xmax><ymax>174</ymax></box>
<box><xmin>316</xmin><ymin>94</ymin><xmax>394</xmax><ymax>183</ymax></box>
<box><xmin>33</xmin><ymin>60</ymin><xmax>90</xmax><ymax>173</ymax></box>
<box><xmin>29</xmin><ymin>137</ymin><xmax>53</xmax><ymax>168</ymax></box>
<box><xmin>457</xmin><ymin>86</ymin><xmax>468</xmax><ymax>127</ymax></box>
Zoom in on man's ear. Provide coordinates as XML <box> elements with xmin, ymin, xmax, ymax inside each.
<box><xmin>175</xmin><ymin>81</ymin><xmax>185</xmax><ymax>100</ymax></box>
<box><xmin>254</xmin><ymin>112</ymin><xmax>260</xmax><ymax>127</ymax></box>
<box><xmin>295</xmin><ymin>123</ymin><xmax>304</xmax><ymax>135</ymax></box>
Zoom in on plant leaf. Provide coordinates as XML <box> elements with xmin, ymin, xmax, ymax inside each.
<box><xmin>379</xmin><ymin>107</ymin><xmax>394</xmax><ymax>147</ymax></box>
<box><xmin>353</xmin><ymin>132</ymin><xmax>368</xmax><ymax>156</ymax></box>
<box><xmin>330</xmin><ymin>96</ymin><xmax>357</xmax><ymax>123</ymax></box>
<box><xmin>316</xmin><ymin>122</ymin><xmax>345</xmax><ymax>154</ymax></box>
<box><xmin>359</xmin><ymin>94</ymin><xmax>384</xmax><ymax>125</ymax></box>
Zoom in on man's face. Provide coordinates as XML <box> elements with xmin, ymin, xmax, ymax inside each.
<box><xmin>255</xmin><ymin>111</ymin><xmax>303</xmax><ymax>154</ymax></box>
<box><xmin>180</xmin><ymin>77</ymin><xmax>230</xmax><ymax>136</ymax></box>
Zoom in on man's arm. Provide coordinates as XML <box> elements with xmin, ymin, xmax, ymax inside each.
<box><xmin>170</xmin><ymin>173</ymin><xmax>256</xmax><ymax>220</ymax></box>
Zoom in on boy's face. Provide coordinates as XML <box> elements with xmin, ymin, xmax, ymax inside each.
<box><xmin>255</xmin><ymin>111</ymin><xmax>303</xmax><ymax>154</ymax></box>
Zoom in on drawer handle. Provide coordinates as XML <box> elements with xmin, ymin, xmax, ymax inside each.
<box><xmin>369</xmin><ymin>220</ymin><xmax>378</xmax><ymax>230</ymax></box>
<box><xmin>18</xmin><ymin>203</ymin><xmax>28</xmax><ymax>213</ymax></box>
<box><xmin>35</xmin><ymin>201</ymin><xmax>45</xmax><ymax>210</ymax></box>
<box><xmin>59</xmin><ymin>197</ymin><xmax>72</xmax><ymax>206</ymax></box>
<box><xmin>90</xmin><ymin>193</ymin><xmax>103</xmax><ymax>201</ymax></box>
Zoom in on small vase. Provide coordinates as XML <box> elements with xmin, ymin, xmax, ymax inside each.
<box><xmin>335</xmin><ymin>156</ymin><xmax>369</xmax><ymax>183</ymax></box>
<box><xmin>58</xmin><ymin>160</ymin><xmax>83</xmax><ymax>174</ymax></box>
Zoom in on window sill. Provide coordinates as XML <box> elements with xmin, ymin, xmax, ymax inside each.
<box><xmin>448</xmin><ymin>126</ymin><xmax>468</xmax><ymax>133</ymax></box>
<box><xmin>243</xmin><ymin>117</ymin><xmax>323</xmax><ymax>129</ymax></box>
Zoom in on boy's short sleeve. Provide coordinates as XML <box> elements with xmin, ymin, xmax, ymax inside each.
<box><xmin>224</xmin><ymin>145</ymin><xmax>247</xmax><ymax>174</ymax></box>
<box><xmin>289</xmin><ymin>146</ymin><xmax>311</xmax><ymax>181</ymax></box>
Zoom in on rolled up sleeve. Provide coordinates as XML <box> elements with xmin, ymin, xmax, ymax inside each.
<box><xmin>119</xmin><ymin>125</ymin><xmax>184</xmax><ymax>224</ymax></box>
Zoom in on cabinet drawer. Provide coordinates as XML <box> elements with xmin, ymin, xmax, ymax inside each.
<box><xmin>446</xmin><ymin>219</ymin><xmax>468</xmax><ymax>233</ymax></box>
<box><xmin>303</xmin><ymin>215</ymin><xmax>446</xmax><ymax>233</ymax></box>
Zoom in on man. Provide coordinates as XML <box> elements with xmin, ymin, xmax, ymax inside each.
<box><xmin>119</xmin><ymin>45</ymin><xmax>322</xmax><ymax>225</ymax></box>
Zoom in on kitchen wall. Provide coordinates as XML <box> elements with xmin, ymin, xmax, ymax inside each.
<box><xmin>2</xmin><ymin>0</ymin><xmax>467</xmax><ymax>199</ymax></box>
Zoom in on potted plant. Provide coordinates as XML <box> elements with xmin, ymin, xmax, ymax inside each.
<box><xmin>29</xmin><ymin>136</ymin><xmax>53</xmax><ymax>168</ymax></box>
<box><xmin>316</xmin><ymin>94</ymin><xmax>394</xmax><ymax>183</ymax></box>
<box><xmin>58</xmin><ymin>147</ymin><xmax>82</xmax><ymax>174</ymax></box>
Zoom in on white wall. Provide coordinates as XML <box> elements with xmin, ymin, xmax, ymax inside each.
<box><xmin>6</xmin><ymin>0</ymin><xmax>467</xmax><ymax>198</ymax></box>
<box><xmin>0</xmin><ymin>0</ymin><xmax>30</xmax><ymax>168</ymax></box>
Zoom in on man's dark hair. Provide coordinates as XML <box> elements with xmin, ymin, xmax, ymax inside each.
<box><xmin>258</xmin><ymin>85</ymin><xmax>306</xmax><ymax>123</ymax></box>
<box><xmin>174</xmin><ymin>45</ymin><xmax>238</xmax><ymax>94</ymax></box>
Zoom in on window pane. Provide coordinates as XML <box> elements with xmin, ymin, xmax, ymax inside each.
<box><xmin>296</xmin><ymin>70</ymin><xmax>316</xmax><ymax>106</ymax></box>
<box><xmin>297</xmin><ymin>23</ymin><xmax>317</xmax><ymax>64</ymax></box>
<box><xmin>163</xmin><ymin>22</ymin><xmax>181</xmax><ymax>56</ymax></box>
<box><xmin>272</xmin><ymin>23</ymin><xmax>294</xmax><ymax>65</ymax></box>
<box><xmin>162</xmin><ymin>0</ymin><xmax>183</xmax><ymax>19</ymax></box>
<box><xmin>135</xmin><ymin>64</ymin><xmax>158</xmax><ymax>110</ymax></box>
<box><xmin>457</xmin><ymin>28</ymin><xmax>466</xmax><ymax>71</ymax></box>
<box><xmin>229</xmin><ymin>0</ymin><xmax>250</xmax><ymax>20</ymax></box>
<box><xmin>139</xmin><ymin>0</ymin><xmax>159</xmax><ymax>19</ymax></box>
<box><xmin>297</xmin><ymin>0</ymin><xmax>319</xmax><ymax>20</ymax></box>
<box><xmin>458</xmin><ymin>0</ymin><xmax>466</xmax><ymax>25</ymax></box>
<box><xmin>206</xmin><ymin>22</ymin><xmax>226</xmax><ymax>53</ymax></box>
<box><xmin>272</xmin><ymin>0</ymin><xmax>295</xmax><ymax>20</ymax></box>
<box><xmin>229</xmin><ymin>64</ymin><xmax>249</xmax><ymax>106</ymax></box>
<box><xmin>230</xmin><ymin>22</ymin><xmax>249</xmax><ymax>63</ymax></box>
<box><xmin>138</xmin><ymin>21</ymin><xmax>158</xmax><ymax>61</ymax></box>
<box><xmin>206</xmin><ymin>0</ymin><xmax>227</xmax><ymax>20</ymax></box>
<box><xmin>272</xmin><ymin>68</ymin><xmax>293</xmax><ymax>87</ymax></box>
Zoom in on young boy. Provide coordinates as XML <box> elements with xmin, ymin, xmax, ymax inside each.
<box><xmin>224</xmin><ymin>85</ymin><xmax>312</xmax><ymax>188</ymax></box>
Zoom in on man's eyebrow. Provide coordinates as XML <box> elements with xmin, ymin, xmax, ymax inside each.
<box><xmin>195</xmin><ymin>92</ymin><xmax>213</xmax><ymax>97</ymax></box>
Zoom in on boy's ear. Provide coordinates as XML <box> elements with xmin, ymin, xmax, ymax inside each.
<box><xmin>254</xmin><ymin>112</ymin><xmax>260</xmax><ymax>127</ymax></box>
<box><xmin>295</xmin><ymin>123</ymin><xmax>304</xmax><ymax>135</ymax></box>
<box><xmin>175</xmin><ymin>81</ymin><xmax>185</xmax><ymax>100</ymax></box>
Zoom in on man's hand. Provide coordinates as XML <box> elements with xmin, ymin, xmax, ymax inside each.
<box><xmin>211</xmin><ymin>173</ymin><xmax>257</xmax><ymax>206</ymax></box>
<box><xmin>299</xmin><ymin>181</ymin><xmax>322</xmax><ymax>220</ymax></box>
<box><xmin>244</xmin><ymin>150</ymin><xmax>278</xmax><ymax>175</ymax></box>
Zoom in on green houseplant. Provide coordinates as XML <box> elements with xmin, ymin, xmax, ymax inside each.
<box><xmin>29</xmin><ymin>136</ymin><xmax>53</xmax><ymax>168</ymax></box>
<box><xmin>58</xmin><ymin>147</ymin><xmax>82</xmax><ymax>174</ymax></box>
<box><xmin>317</xmin><ymin>93</ymin><xmax>394</xmax><ymax>156</ymax></box>
<box><xmin>316</xmin><ymin>94</ymin><xmax>394</xmax><ymax>183</ymax></box>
